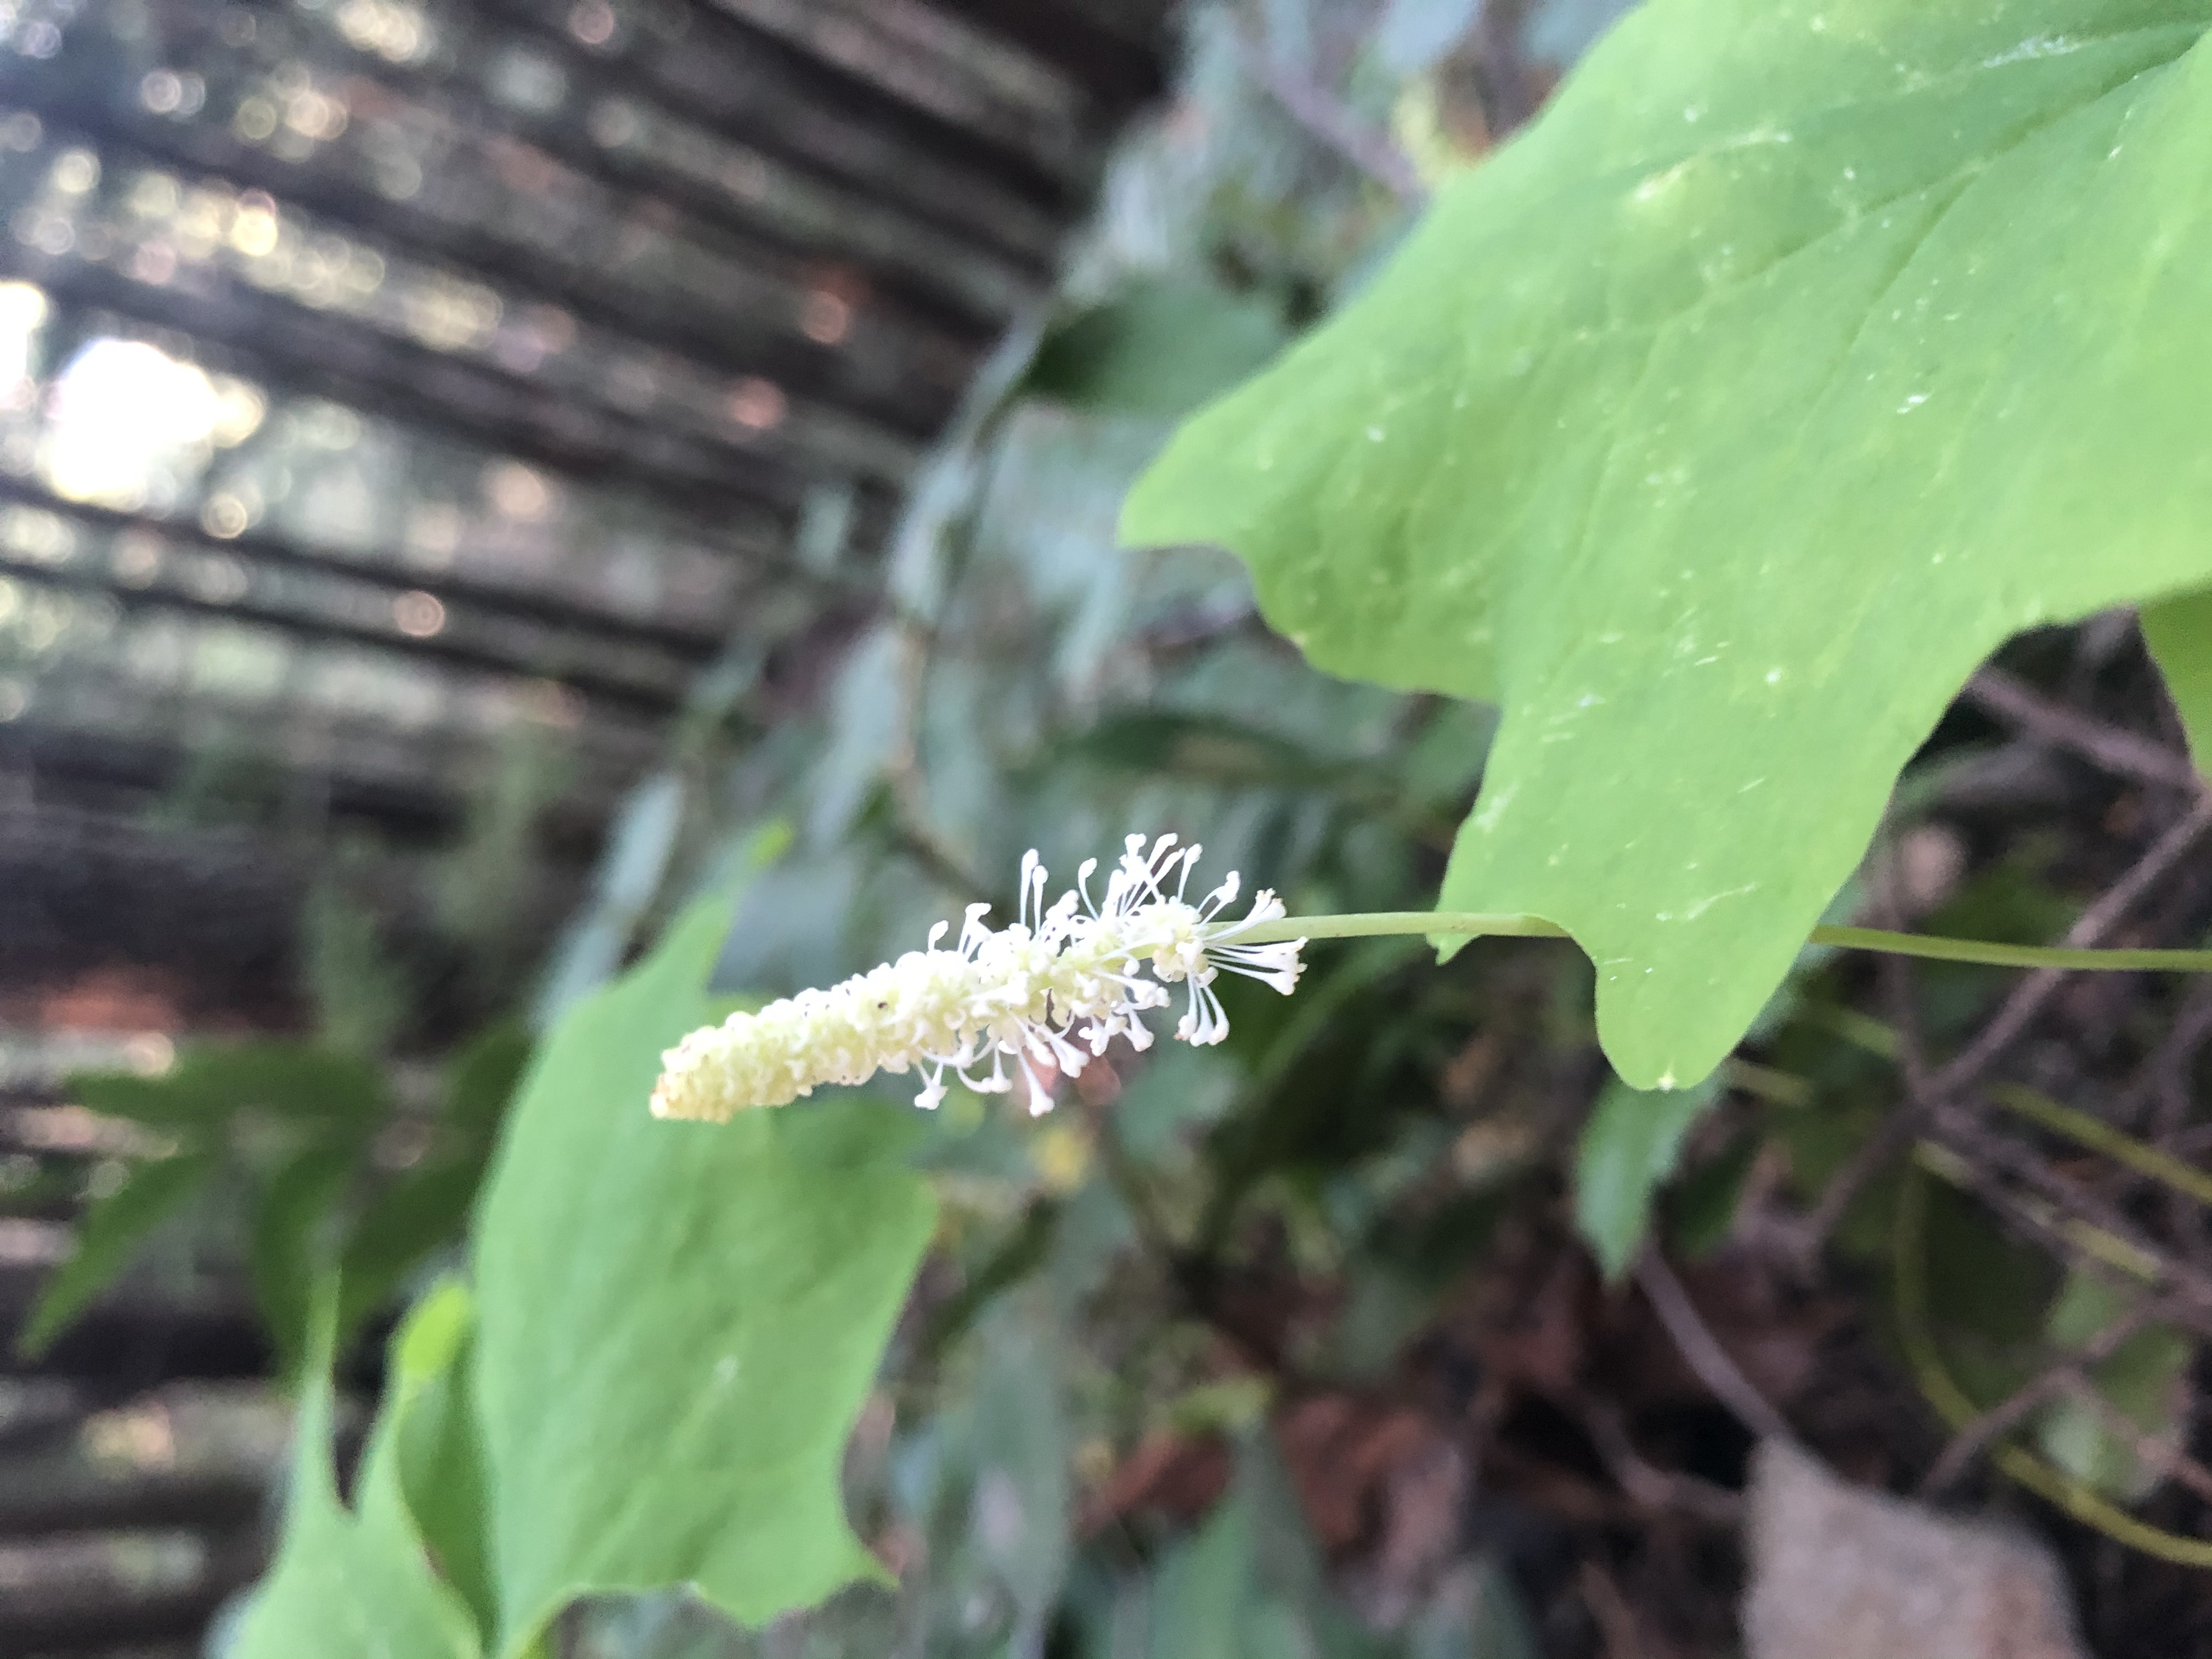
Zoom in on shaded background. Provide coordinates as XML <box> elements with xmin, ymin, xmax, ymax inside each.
<box><xmin>13</xmin><ymin>3</ymin><xmax>2212</xmax><ymax>1658</ymax></box>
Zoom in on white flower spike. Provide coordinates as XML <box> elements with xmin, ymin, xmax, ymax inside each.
<box><xmin>650</xmin><ymin>836</ymin><xmax>1306</xmax><ymax>1121</ymax></box>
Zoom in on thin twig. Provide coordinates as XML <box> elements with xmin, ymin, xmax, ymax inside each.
<box><xmin>1233</xmin><ymin>33</ymin><xmax>1427</xmax><ymax>202</ymax></box>
<box><xmin>1966</xmin><ymin>667</ymin><xmax>2203</xmax><ymax>793</ymax></box>
<box><xmin>1633</xmin><ymin>1249</ymin><xmax>1796</xmax><ymax>1446</ymax></box>
<box><xmin>1922</xmin><ymin>1365</ymin><xmax>2087</xmax><ymax>1498</ymax></box>
<box><xmin>1933</xmin><ymin>1103</ymin><xmax>2193</xmax><ymax>1276</ymax></box>
<box><xmin>1578</xmin><ymin>1393</ymin><xmax>1744</xmax><ymax>1525</ymax></box>
<box><xmin>1933</xmin><ymin>793</ymin><xmax>2212</xmax><ymax>1099</ymax></box>
<box><xmin>1796</xmin><ymin>848</ymin><xmax>1937</xmax><ymax>1255</ymax></box>
<box><xmin>1910</xmin><ymin>1136</ymin><xmax>2212</xmax><ymax>1313</ymax></box>
<box><xmin>1802</xmin><ymin>997</ymin><xmax>2212</xmax><ymax>1290</ymax></box>
<box><xmin>1473</xmin><ymin>0</ymin><xmax>1542</xmax><ymax>134</ymax></box>
<box><xmin>1983</xmin><ymin>1082</ymin><xmax>2212</xmax><ymax>1215</ymax></box>
<box><xmin>1795</xmin><ymin>1109</ymin><xmax>1916</xmax><ymax>1261</ymax></box>
<box><xmin>2121</xmin><ymin>978</ymin><xmax>2212</xmax><ymax>1135</ymax></box>
<box><xmin>2055</xmin><ymin>1373</ymin><xmax>2212</xmax><ymax>1508</ymax></box>
<box><xmin>1922</xmin><ymin>1295</ymin><xmax>2181</xmax><ymax>1494</ymax></box>
<box><xmin>2136</xmin><ymin>982</ymin><xmax>2212</xmax><ymax>1280</ymax></box>
<box><xmin>1577</xmin><ymin>1560</ymin><xmax>1647</xmax><ymax>1659</ymax></box>
<box><xmin>1894</xmin><ymin>1164</ymin><xmax>2212</xmax><ymax>1569</ymax></box>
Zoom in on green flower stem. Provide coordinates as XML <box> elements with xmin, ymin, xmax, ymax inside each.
<box><xmin>1238</xmin><ymin>911</ymin><xmax>1569</xmax><ymax>945</ymax></box>
<box><xmin>1238</xmin><ymin>912</ymin><xmax>2212</xmax><ymax>975</ymax></box>
<box><xmin>1809</xmin><ymin>925</ymin><xmax>2212</xmax><ymax>974</ymax></box>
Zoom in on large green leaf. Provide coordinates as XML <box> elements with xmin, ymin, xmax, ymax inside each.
<box><xmin>1124</xmin><ymin>1</ymin><xmax>2212</xmax><ymax>1087</ymax></box>
<box><xmin>470</xmin><ymin>879</ymin><xmax>938</xmax><ymax>1655</ymax></box>
<box><xmin>228</xmin><ymin>1298</ymin><xmax>482</xmax><ymax>1659</ymax></box>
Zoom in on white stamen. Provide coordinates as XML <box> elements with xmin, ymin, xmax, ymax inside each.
<box><xmin>649</xmin><ymin>836</ymin><xmax>1307</xmax><ymax>1120</ymax></box>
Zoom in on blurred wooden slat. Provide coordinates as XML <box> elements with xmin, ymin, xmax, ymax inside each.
<box><xmin>0</xmin><ymin>472</ymin><xmax>740</xmax><ymax>662</ymax></box>
<box><xmin>0</xmin><ymin>1528</ymin><xmax>263</xmax><ymax>1653</ymax></box>
<box><xmin>0</xmin><ymin>18</ymin><xmax>1166</xmax><ymax>1651</ymax></box>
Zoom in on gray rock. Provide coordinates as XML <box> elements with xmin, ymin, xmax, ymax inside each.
<box><xmin>1743</xmin><ymin>1440</ymin><xmax>2087</xmax><ymax>1659</ymax></box>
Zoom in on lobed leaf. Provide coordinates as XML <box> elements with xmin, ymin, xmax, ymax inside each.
<box><xmin>470</xmin><ymin>876</ymin><xmax>937</xmax><ymax>1655</ymax></box>
<box><xmin>1125</xmin><ymin>0</ymin><xmax>2212</xmax><ymax>1087</ymax></box>
<box><xmin>227</xmin><ymin>1294</ymin><xmax>483</xmax><ymax>1659</ymax></box>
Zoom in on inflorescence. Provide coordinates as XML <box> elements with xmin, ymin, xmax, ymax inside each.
<box><xmin>650</xmin><ymin>835</ymin><xmax>1307</xmax><ymax>1120</ymax></box>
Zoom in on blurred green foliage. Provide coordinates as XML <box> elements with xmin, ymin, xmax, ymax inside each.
<box><xmin>21</xmin><ymin>1028</ymin><xmax>527</xmax><ymax>1374</ymax></box>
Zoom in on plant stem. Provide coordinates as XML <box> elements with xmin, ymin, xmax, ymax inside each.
<box><xmin>1811</xmin><ymin>925</ymin><xmax>2212</xmax><ymax>974</ymax></box>
<box><xmin>1987</xmin><ymin>1081</ymin><xmax>2212</xmax><ymax>1211</ymax></box>
<box><xmin>1236</xmin><ymin>911</ymin><xmax>2212</xmax><ymax>974</ymax></box>
<box><xmin>1893</xmin><ymin>1166</ymin><xmax>2212</xmax><ymax>1569</ymax></box>
<box><xmin>1238</xmin><ymin>910</ymin><xmax>1568</xmax><ymax>945</ymax></box>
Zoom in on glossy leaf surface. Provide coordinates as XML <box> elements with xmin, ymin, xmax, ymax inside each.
<box><xmin>1126</xmin><ymin>2</ymin><xmax>2212</xmax><ymax>1086</ymax></box>
<box><xmin>470</xmin><ymin>879</ymin><xmax>936</xmax><ymax>1654</ymax></box>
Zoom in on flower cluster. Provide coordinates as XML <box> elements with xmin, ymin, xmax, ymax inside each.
<box><xmin>650</xmin><ymin>835</ymin><xmax>1306</xmax><ymax>1120</ymax></box>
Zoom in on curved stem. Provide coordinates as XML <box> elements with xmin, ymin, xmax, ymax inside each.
<box><xmin>1236</xmin><ymin>911</ymin><xmax>2212</xmax><ymax>975</ymax></box>
<box><xmin>1893</xmin><ymin>1165</ymin><xmax>2212</xmax><ymax>1568</ymax></box>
